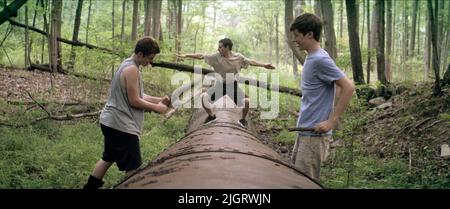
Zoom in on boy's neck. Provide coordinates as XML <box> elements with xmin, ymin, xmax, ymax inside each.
<box><xmin>306</xmin><ymin>42</ymin><xmax>321</xmax><ymax>54</ymax></box>
<box><xmin>131</xmin><ymin>54</ymin><xmax>141</xmax><ymax>66</ymax></box>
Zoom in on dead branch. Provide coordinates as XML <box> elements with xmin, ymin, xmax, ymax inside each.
<box><xmin>7</xmin><ymin>100</ymin><xmax>105</xmax><ymax>107</ymax></box>
<box><xmin>26</xmin><ymin>91</ymin><xmax>51</xmax><ymax>116</ymax></box>
<box><xmin>421</xmin><ymin>119</ymin><xmax>445</xmax><ymax>131</ymax></box>
<box><xmin>0</xmin><ymin>111</ymin><xmax>101</xmax><ymax>128</ymax></box>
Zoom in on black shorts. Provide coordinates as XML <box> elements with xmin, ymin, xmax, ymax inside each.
<box><xmin>100</xmin><ymin>124</ymin><xmax>142</xmax><ymax>171</ymax></box>
<box><xmin>206</xmin><ymin>81</ymin><xmax>245</xmax><ymax>106</ymax></box>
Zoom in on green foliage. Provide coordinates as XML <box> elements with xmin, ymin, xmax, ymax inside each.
<box><xmin>0</xmin><ymin>106</ymin><xmax>191</xmax><ymax>189</ymax></box>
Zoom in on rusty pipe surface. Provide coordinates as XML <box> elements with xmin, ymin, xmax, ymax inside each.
<box><xmin>116</xmin><ymin>96</ymin><xmax>322</xmax><ymax>189</ymax></box>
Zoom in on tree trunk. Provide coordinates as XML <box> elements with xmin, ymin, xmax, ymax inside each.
<box><xmin>24</xmin><ymin>5</ymin><xmax>30</xmax><ymax>66</ymax></box>
<box><xmin>69</xmin><ymin>0</ymin><xmax>83</xmax><ymax>70</ymax></box>
<box><xmin>131</xmin><ymin>0</ymin><xmax>138</xmax><ymax>41</ymax></box>
<box><xmin>440</xmin><ymin>0</ymin><xmax>450</xmax><ymax>74</ymax></box>
<box><xmin>385</xmin><ymin>0</ymin><xmax>392</xmax><ymax>82</ymax></box>
<box><xmin>275</xmin><ymin>12</ymin><xmax>279</xmax><ymax>67</ymax></box>
<box><xmin>84</xmin><ymin>0</ymin><xmax>92</xmax><ymax>68</ymax></box>
<box><xmin>417</xmin><ymin>2</ymin><xmax>421</xmax><ymax>58</ymax></box>
<box><xmin>402</xmin><ymin>0</ymin><xmax>408</xmax><ymax>61</ymax></box>
<box><xmin>313</xmin><ymin>0</ymin><xmax>323</xmax><ymax>43</ymax></box>
<box><xmin>443</xmin><ymin>63</ymin><xmax>450</xmax><ymax>86</ymax></box>
<box><xmin>409</xmin><ymin>0</ymin><xmax>418</xmax><ymax>57</ymax></box>
<box><xmin>428</xmin><ymin>0</ymin><xmax>442</xmax><ymax>96</ymax></box>
<box><xmin>361</xmin><ymin>0</ymin><xmax>365</xmax><ymax>46</ymax></box>
<box><xmin>424</xmin><ymin>6</ymin><xmax>431</xmax><ymax>80</ymax></box>
<box><xmin>152</xmin><ymin>0</ymin><xmax>162</xmax><ymax>40</ymax></box>
<box><xmin>40</xmin><ymin>0</ymin><xmax>48</xmax><ymax>64</ymax></box>
<box><xmin>346</xmin><ymin>0</ymin><xmax>364</xmax><ymax>84</ymax></box>
<box><xmin>339</xmin><ymin>0</ymin><xmax>343</xmax><ymax>38</ymax></box>
<box><xmin>284</xmin><ymin>0</ymin><xmax>306</xmax><ymax>66</ymax></box>
<box><xmin>320</xmin><ymin>0</ymin><xmax>337</xmax><ymax>60</ymax></box>
<box><xmin>112</xmin><ymin>0</ymin><xmax>115</xmax><ymax>79</ymax></box>
<box><xmin>120</xmin><ymin>0</ymin><xmax>126</xmax><ymax>45</ymax></box>
<box><xmin>144</xmin><ymin>0</ymin><xmax>153</xmax><ymax>36</ymax></box>
<box><xmin>49</xmin><ymin>0</ymin><xmax>62</xmax><ymax>73</ymax></box>
<box><xmin>375</xmin><ymin>0</ymin><xmax>387</xmax><ymax>84</ymax></box>
<box><xmin>175</xmin><ymin>0</ymin><xmax>182</xmax><ymax>57</ymax></box>
<box><xmin>366</xmin><ymin>0</ymin><xmax>371</xmax><ymax>84</ymax></box>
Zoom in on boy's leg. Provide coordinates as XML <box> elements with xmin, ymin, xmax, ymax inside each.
<box><xmin>233</xmin><ymin>83</ymin><xmax>249</xmax><ymax>128</ymax></box>
<box><xmin>92</xmin><ymin>159</ymin><xmax>113</xmax><ymax>179</ymax></box>
<box><xmin>201</xmin><ymin>92</ymin><xmax>215</xmax><ymax>117</ymax></box>
<box><xmin>292</xmin><ymin>136</ymin><xmax>331</xmax><ymax>181</ymax></box>
<box><xmin>84</xmin><ymin>159</ymin><xmax>112</xmax><ymax>189</ymax></box>
<box><xmin>242</xmin><ymin>97</ymin><xmax>250</xmax><ymax>119</ymax></box>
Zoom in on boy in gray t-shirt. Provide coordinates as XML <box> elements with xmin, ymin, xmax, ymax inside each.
<box><xmin>289</xmin><ymin>13</ymin><xmax>355</xmax><ymax>181</ymax></box>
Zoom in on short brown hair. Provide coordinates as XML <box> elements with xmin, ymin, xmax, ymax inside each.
<box><xmin>219</xmin><ymin>38</ymin><xmax>233</xmax><ymax>50</ymax></box>
<box><xmin>290</xmin><ymin>13</ymin><xmax>322</xmax><ymax>42</ymax></box>
<box><xmin>134</xmin><ymin>36</ymin><xmax>160</xmax><ymax>56</ymax></box>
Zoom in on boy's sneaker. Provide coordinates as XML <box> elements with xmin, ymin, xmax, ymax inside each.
<box><xmin>204</xmin><ymin>115</ymin><xmax>217</xmax><ymax>125</ymax></box>
<box><xmin>238</xmin><ymin>118</ymin><xmax>248</xmax><ymax>128</ymax></box>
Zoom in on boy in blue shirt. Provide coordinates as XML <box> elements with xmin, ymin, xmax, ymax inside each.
<box><xmin>290</xmin><ymin>13</ymin><xmax>355</xmax><ymax>180</ymax></box>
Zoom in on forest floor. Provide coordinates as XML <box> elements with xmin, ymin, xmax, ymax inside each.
<box><xmin>1</xmin><ymin>67</ymin><xmax>449</xmax><ymax>188</ymax></box>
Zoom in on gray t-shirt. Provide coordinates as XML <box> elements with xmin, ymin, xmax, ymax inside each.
<box><xmin>100</xmin><ymin>58</ymin><xmax>144</xmax><ymax>136</ymax></box>
<box><xmin>204</xmin><ymin>52</ymin><xmax>251</xmax><ymax>83</ymax></box>
<box><xmin>297</xmin><ymin>48</ymin><xmax>345</xmax><ymax>136</ymax></box>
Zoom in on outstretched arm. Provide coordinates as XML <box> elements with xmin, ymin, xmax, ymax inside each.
<box><xmin>177</xmin><ymin>53</ymin><xmax>205</xmax><ymax>60</ymax></box>
<box><xmin>248</xmin><ymin>59</ymin><xmax>275</xmax><ymax>70</ymax></box>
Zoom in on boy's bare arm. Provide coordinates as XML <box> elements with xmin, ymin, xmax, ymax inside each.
<box><xmin>177</xmin><ymin>53</ymin><xmax>205</xmax><ymax>60</ymax></box>
<box><xmin>122</xmin><ymin>66</ymin><xmax>169</xmax><ymax>114</ymax></box>
<box><xmin>314</xmin><ymin>76</ymin><xmax>355</xmax><ymax>133</ymax></box>
<box><xmin>248</xmin><ymin>59</ymin><xmax>275</xmax><ymax>69</ymax></box>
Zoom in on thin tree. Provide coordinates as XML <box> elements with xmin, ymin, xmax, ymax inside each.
<box><xmin>346</xmin><ymin>0</ymin><xmax>364</xmax><ymax>84</ymax></box>
<box><xmin>120</xmin><ymin>0</ymin><xmax>126</xmax><ymax>45</ymax></box>
<box><xmin>131</xmin><ymin>0</ymin><xmax>138</xmax><ymax>41</ymax></box>
<box><xmin>386</xmin><ymin>0</ymin><xmax>392</xmax><ymax>82</ymax></box>
<box><xmin>366</xmin><ymin>0</ymin><xmax>371</xmax><ymax>84</ymax></box>
<box><xmin>313</xmin><ymin>0</ymin><xmax>323</xmax><ymax>43</ymax></box>
<box><xmin>409</xmin><ymin>0</ymin><xmax>418</xmax><ymax>57</ymax></box>
<box><xmin>49</xmin><ymin>0</ymin><xmax>62</xmax><ymax>73</ymax></box>
<box><xmin>375</xmin><ymin>0</ymin><xmax>387</xmax><ymax>84</ymax></box>
<box><xmin>424</xmin><ymin>2</ymin><xmax>431</xmax><ymax>80</ymax></box>
<box><xmin>427</xmin><ymin>0</ymin><xmax>442</xmax><ymax>95</ymax></box>
<box><xmin>320</xmin><ymin>0</ymin><xmax>337</xmax><ymax>60</ymax></box>
<box><xmin>40</xmin><ymin>0</ymin><xmax>48</xmax><ymax>64</ymax></box>
<box><xmin>441</xmin><ymin>1</ymin><xmax>450</xmax><ymax>74</ymax></box>
<box><xmin>68</xmin><ymin>0</ymin><xmax>83</xmax><ymax>70</ymax></box>
<box><xmin>84</xmin><ymin>0</ymin><xmax>91</xmax><ymax>68</ymax></box>
<box><xmin>151</xmin><ymin>0</ymin><xmax>161</xmax><ymax>40</ymax></box>
<box><xmin>175</xmin><ymin>0</ymin><xmax>182</xmax><ymax>56</ymax></box>
<box><xmin>440</xmin><ymin>0</ymin><xmax>449</xmax><ymax>74</ymax></box>
<box><xmin>144</xmin><ymin>0</ymin><xmax>153</xmax><ymax>36</ymax></box>
<box><xmin>339</xmin><ymin>0</ymin><xmax>343</xmax><ymax>38</ymax></box>
<box><xmin>284</xmin><ymin>0</ymin><xmax>306</xmax><ymax>67</ymax></box>
<box><xmin>24</xmin><ymin>4</ymin><xmax>29</xmax><ymax>66</ymax></box>
<box><xmin>275</xmin><ymin>11</ymin><xmax>279</xmax><ymax>66</ymax></box>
